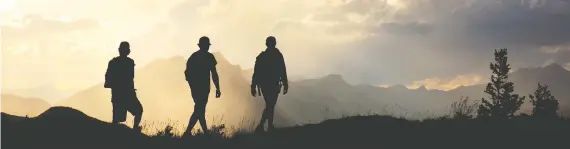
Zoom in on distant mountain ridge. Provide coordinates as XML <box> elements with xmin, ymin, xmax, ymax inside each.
<box><xmin>2</xmin><ymin>85</ymin><xmax>71</xmax><ymax>103</ymax></box>
<box><xmin>1</xmin><ymin>94</ymin><xmax>52</xmax><ymax>117</ymax></box>
<box><xmin>277</xmin><ymin>63</ymin><xmax>570</xmax><ymax>122</ymax></box>
<box><xmin>5</xmin><ymin>54</ymin><xmax>565</xmax><ymax>131</ymax></box>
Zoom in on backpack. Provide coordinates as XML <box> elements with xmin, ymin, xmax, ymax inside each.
<box><xmin>104</xmin><ymin>57</ymin><xmax>119</xmax><ymax>88</ymax></box>
<box><xmin>104</xmin><ymin>57</ymin><xmax>134</xmax><ymax>89</ymax></box>
<box><xmin>253</xmin><ymin>49</ymin><xmax>285</xmax><ymax>93</ymax></box>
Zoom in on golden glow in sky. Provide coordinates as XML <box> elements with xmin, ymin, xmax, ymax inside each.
<box><xmin>0</xmin><ymin>0</ymin><xmax>16</xmax><ymax>12</ymax></box>
<box><xmin>6</xmin><ymin>0</ymin><xmax>542</xmax><ymax>102</ymax></box>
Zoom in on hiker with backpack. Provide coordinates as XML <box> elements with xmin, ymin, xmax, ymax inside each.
<box><xmin>251</xmin><ymin>36</ymin><xmax>289</xmax><ymax>132</ymax></box>
<box><xmin>183</xmin><ymin>36</ymin><xmax>222</xmax><ymax>135</ymax></box>
<box><xmin>104</xmin><ymin>41</ymin><xmax>144</xmax><ymax>131</ymax></box>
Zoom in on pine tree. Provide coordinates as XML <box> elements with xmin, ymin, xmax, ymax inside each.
<box><xmin>477</xmin><ymin>49</ymin><xmax>525</xmax><ymax>119</ymax></box>
<box><xmin>529</xmin><ymin>83</ymin><xmax>559</xmax><ymax>118</ymax></box>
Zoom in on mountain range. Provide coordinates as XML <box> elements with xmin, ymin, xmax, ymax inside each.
<box><xmin>1</xmin><ymin>94</ymin><xmax>51</xmax><ymax>117</ymax></box>
<box><xmin>3</xmin><ymin>85</ymin><xmax>73</xmax><ymax>103</ymax></box>
<box><xmin>3</xmin><ymin>52</ymin><xmax>569</xmax><ymax>131</ymax></box>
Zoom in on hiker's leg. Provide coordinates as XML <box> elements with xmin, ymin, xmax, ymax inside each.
<box><xmin>185</xmin><ymin>90</ymin><xmax>201</xmax><ymax>135</ymax></box>
<box><xmin>259</xmin><ymin>107</ymin><xmax>269</xmax><ymax>124</ymax></box>
<box><xmin>185</xmin><ymin>101</ymin><xmax>202</xmax><ymax>135</ymax></box>
<box><xmin>267</xmin><ymin>94</ymin><xmax>278</xmax><ymax>131</ymax></box>
<box><xmin>131</xmin><ymin>101</ymin><xmax>143</xmax><ymax>129</ymax></box>
<box><xmin>256</xmin><ymin>97</ymin><xmax>270</xmax><ymax>131</ymax></box>
<box><xmin>111</xmin><ymin>90</ymin><xmax>119</xmax><ymax>124</ymax></box>
<box><xmin>197</xmin><ymin>96</ymin><xmax>209</xmax><ymax>133</ymax></box>
<box><xmin>111</xmin><ymin>102</ymin><xmax>122</xmax><ymax>124</ymax></box>
<box><xmin>111</xmin><ymin>90</ymin><xmax>127</xmax><ymax>124</ymax></box>
<box><xmin>133</xmin><ymin>114</ymin><xmax>142</xmax><ymax>129</ymax></box>
<box><xmin>198</xmin><ymin>114</ymin><xmax>208</xmax><ymax>133</ymax></box>
<box><xmin>185</xmin><ymin>113</ymin><xmax>199</xmax><ymax>134</ymax></box>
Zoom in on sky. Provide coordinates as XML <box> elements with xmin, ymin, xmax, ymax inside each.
<box><xmin>2</xmin><ymin>0</ymin><xmax>570</xmax><ymax>102</ymax></box>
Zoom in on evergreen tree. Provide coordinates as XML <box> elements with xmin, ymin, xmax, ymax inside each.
<box><xmin>529</xmin><ymin>83</ymin><xmax>559</xmax><ymax>118</ymax></box>
<box><xmin>477</xmin><ymin>49</ymin><xmax>525</xmax><ymax>119</ymax></box>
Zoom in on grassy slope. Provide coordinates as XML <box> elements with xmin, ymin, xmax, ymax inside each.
<box><xmin>2</xmin><ymin>106</ymin><xmax>570</xmax><ymax>149</ymax></box>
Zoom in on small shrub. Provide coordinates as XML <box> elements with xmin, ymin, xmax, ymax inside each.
<box><xmin>449</xmin><ymin>96</ymin><xmax>479</xmax><ymax>120</ymax></box>
<box><xmin>194</xmin><ymin>124</ymin><xmax>228</xmax><ymax>138</ymax></box>
<box><xmin>155</xmin><ymin>125</ymin><xmax>177</xmax><ymax>138</ymax></box>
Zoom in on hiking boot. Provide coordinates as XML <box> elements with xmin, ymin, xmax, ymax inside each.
<box><xmin>268</xmin><ymin>125</ymin><xmax>276</xmax><ymax>132</ymax></box>
<box><xmin>133</xmin><ymin>125</ymin><xmax>142</xmax><ymax>132</ymax></box>
<box><xmin>182</xmin><ymin>130</ymin><xmax>193</xmax><ymax>138</ymax></box>
<box><xmin>255</xmin><ymin>126</ymin><xmax>265</xmax><ymax>133</ymax></box>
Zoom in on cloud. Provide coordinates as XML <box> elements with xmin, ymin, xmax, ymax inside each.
<box><xmin>1</xmin><ymin>15</ymin><xmax>110</xmax><ymax>92</ymax></box>
<box><xmin>31</xmin><ymin>0</ymin><xmax>564</xmax><ymax>86</ymax></box>
<box><xmin>405</xmin><ymin>74</ymin><xmax>484</xmax><ymax>91</ymax></box>
<box><xmin>538</xmin><ymin>44</ymin><xmax>570</xmax><ymax>69</ymax></box>
<box><xmin>1</xmin><ymin>15</ymin><xmax>100</xmax><ymax>44</ymax></box>
<box><xmin>4</xmin><ymin>0</ymin><xmax>570</xmax><ymax>93</ymax></box>
<box><xmin>376</xmin><ymin>84</ymin><xmax>393</xmax><ymax>88</ymax></box>
<box><xmin>135</xmin><ymin>0</ymin><xmax>396</xmax><ymax>77</ymax></box>
<box><xmin>322</xmin><ymin>0</ymin><xmax>570</xmax><ymax>85</ymax></box>
<box><xmin>540</xmin><ymin>46</ymin><xmax>566</xmax><ymax>54</ymax></box>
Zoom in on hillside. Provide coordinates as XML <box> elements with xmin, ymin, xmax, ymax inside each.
<box><xmin>1</xmin><ymin>94</ymin><xmax>51</xmax><ymax>117</ymax></box>
<box><xmin>2</xmin><ymin>107</ymin><xmax>154</xmax><ymax>149</ymax></box>
<box><xmin>3</xmin><ymin>106</ymin><xmax>570</xmax><ymax>149</ymax></box>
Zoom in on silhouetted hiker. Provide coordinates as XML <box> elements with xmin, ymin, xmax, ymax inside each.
<box><xmin>251</xmin><ymin>36</ymin><xmax>289</xmax><ymax>132</ymax></box>
<box><xmin>183</xmin><ymin>36</ymin><xmax>222</xmax><ymax>136</ymax></box>
<box><xmin>104</xmin><ymin>41</ymin><xmax>143</xmax><ymax>131</ymax></box>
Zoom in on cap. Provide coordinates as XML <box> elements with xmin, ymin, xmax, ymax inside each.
<box><xmin>119</xmin><ymin>41</ymin><xmax>130</xmax><ymax>49</ymax></box>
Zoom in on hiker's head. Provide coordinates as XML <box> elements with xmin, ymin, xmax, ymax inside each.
<box><xmin>118</xmin><ymin>41</ymin><xmax>130</xmax><ymax>56</ymax></box>
<box><xmin>266</xmin><ymin>36</ymin><xmax>276</xmax><ymax>48</ymax></box>
<box><xmin>198</xmin><ymin>36</ymin><xmax>211</xmax><ymax>51</ymax></box>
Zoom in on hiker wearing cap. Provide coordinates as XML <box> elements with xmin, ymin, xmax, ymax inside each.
<box><xmin>183</xmin><ymin>36</ymin><xmax>222</xmax><ymax>135</ymax></box>
<box><xmin>104</xmin><ymin>41</ymin><xmax>144</xmax><ymax>131</ymax></box>
<box><xmin>251</xmin><ymin>36</ymin><xmax>289</xmax><ymax>132</ymax></box>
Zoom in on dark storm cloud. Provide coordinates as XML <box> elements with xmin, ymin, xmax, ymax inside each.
<box><xmin>326</xmin><ymin>0</ymin><xmax>570</xmax><ymax>85</ymax></box>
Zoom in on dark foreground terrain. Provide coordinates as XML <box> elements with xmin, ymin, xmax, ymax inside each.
<box><xmin>3</xmin><ymin>106</ymin><xmax>570</xmax><ymax>149</ymax></box>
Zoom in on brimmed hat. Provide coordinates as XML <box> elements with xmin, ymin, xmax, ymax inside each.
<box><xmin>198</xmin><ymin>36</ymin><xmax>211</xmax><ymax>45</ymax></box>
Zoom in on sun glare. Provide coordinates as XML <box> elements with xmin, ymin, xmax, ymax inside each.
<box><xmin>0</xmin><ymin>0</ymin><xmax>16</xmax><ymax>12</ymax></box>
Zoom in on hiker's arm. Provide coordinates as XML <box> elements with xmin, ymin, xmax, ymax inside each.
<box><xmin>105</xmin><ymin>61</ymin><xmax>112</xmax><ymax>80</ymax></box>
<box><xmin>104</xmin><ymin>60</ymin><xmax>113</xmax><ymax>88</ymax></box>
<box><xmin>280</xmin><ymin>54</ymin><xmax>288</xmax><ymax>86</ymax></box>
<box><xmin>251</xmin><ymin>56</ymin><xmax>261</xmax><ymax>87</ymax></box>
<box><xmin>184</xmin><ymin>58</ymin><xmax>191</xmax><ymax>81</ymax></box>
<box><xmin>280</xmin><ymin>54</ymin><xmax>288</xmax><ymax>94</ymax></box>
<box><xmin>211</xmin><ymin>65</ymin><xmax>220</xmax><ymax>91</ymax></box>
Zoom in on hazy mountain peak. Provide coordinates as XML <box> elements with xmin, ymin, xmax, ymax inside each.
<box><xmin>416</xmin><ymin>85</ymin><xmax>427</xmax><ymax>91</ymax></box>
<box><xmin>142</xmin><ymin>56</ymin><xmax>185</xmax><ymax>68</ymax></box>
<box><xmin>211</xmin><ymin>52</ymin><xmax>232</xmax><ymax>66</ymax></box>
<box><xmin>389</xmin><ymin>84</ymin><xmax>408</xmax><ymax>90</ymax></box>
<box><xmin>543</xmin><ymin>63</ymin><xmax>567</xmax><ymax>72</ymax></box>
<box><xmin>516</xmin><ymin>63</ymin><xmax>569</xmax><ymax>74</ymax></box>
<box><xmin>1</xmin><ymin>94</ymin><xmax>51</xmax><ymax>117</ymax></box>
<box><xmin>320</xmin><ymin>74</ymin><xmax>347</xmax><ymax>84</ymax></box>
